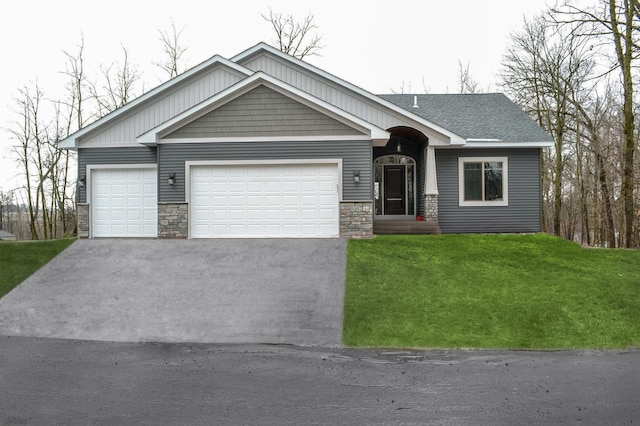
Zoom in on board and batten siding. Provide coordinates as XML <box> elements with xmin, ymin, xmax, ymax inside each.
<box><xmin>158</xmin><ymin>140</ymin><xmax>372</xmax><ymax>203</ymax></box>
<box><xmin>78</xmin><ymin>66</ymin><xmax>245</xmax><ymax>147</ymax></box>
<box><xmin>77</xmin><ymin>147</ymin><xmax>158</xmax><ymax>203</ymax></box>
<box><xmin>436</xmin><ymin>148</ymin><xmax>542</xmax><ymax>233</ymax></box>
<box><xmin>238</xmin><ymin>53</ymin><xmax>450</xmax><ymax>144</ymax></box>
<box><xmin>166</xmin><ymin>86</ymin><xmax>364</xmax><ymax>139</ymax></box>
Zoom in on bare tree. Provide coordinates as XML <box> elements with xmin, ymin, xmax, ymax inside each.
<box><xmin>552</xmin><ymin>0</ymin><xmax>639</xmax><ymax>247</ymax></box>
<box><xmin>90</xmin><ymin>45</ymin><xmax>142</xmax><ymax>115</ymax></box>
<box><xmin>457</xmin><ymin>60</ymin><xmax>480</xmax><ymax>94</ymax></box>
<box><xmin>61</xmin><ymin>35</ymin><xmax>90</xmax><ymax>131</ymax></box>
<box><xmin>502</xmin><ymin>15</ymin><xmax>595</xmax><ymax>236</ymax></box>
<box><xmin>261</xmin><ymin>8</ymin><xmax>322</xmax><ymax>59</ymax></box>
<box><xmin>156</xmin><ymin>21</ymin><xmax>188</xmax><ymax>79</ymax></box>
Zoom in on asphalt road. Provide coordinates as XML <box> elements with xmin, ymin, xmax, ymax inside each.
<box><xmin>1</xmin><ymin>336</ymin><xmax>639</xmax><ymax>425</ymax></box>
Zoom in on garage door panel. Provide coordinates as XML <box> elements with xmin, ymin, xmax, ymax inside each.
<box><xmin>191</xmin><ymin>163</ymin><xmax>339</xmax><ymax>238</ymax></box>
<box><xmin>91</xmin><ymin>168</ymin><xmax>157</xmax><ymax>238</ymax></box>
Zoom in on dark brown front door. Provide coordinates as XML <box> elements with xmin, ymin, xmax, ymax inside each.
<box><xmin>384</xmin><ymin>166</ymin><xmax>405</xmax><ymax>215</ymax></box>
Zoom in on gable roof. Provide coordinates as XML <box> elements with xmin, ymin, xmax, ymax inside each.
<box><xmin>58</xmin><ymin>56</ymin><xmax>252</xmax><ymax>149</ymax></box>
<box><xmin>233</xmin><ymin>43</ymin><xmax>467</xmax><ymax>145</ymax></box>
<box><xmin>137</xmin><ymin>72</ymin><xmax>390</xmax><ymax>144</ymax></box>
<box><xmin>380</xmin><ymin>93</ymin><xmax>554</xmax><ymax>146</ymax></box>
<box><xmin>59</xmin><ymin>41</ymin><xmax>552</xmax><ymax>150</ymax></box>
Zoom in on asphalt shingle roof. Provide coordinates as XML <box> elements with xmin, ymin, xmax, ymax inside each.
<box><xmin>379</xmin><ymin>93</ymin><xmax>553</xmax><ymax>143</ymax></box>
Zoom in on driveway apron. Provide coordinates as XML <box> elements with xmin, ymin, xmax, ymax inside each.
<box><xmin>0</xmin><ymin>239</ymin><xmax>346</xmax><ymax>345</ymax></box>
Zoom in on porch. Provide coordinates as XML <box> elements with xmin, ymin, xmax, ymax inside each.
<box><xmin>373</xmin><ymin>218</ymin><xmax>441</xmax><ymax>235</ymax></box>
<box><xmin>372</xmin><ymin>126</ymin><xmax>440</xmax><ymax>235</ymax></box>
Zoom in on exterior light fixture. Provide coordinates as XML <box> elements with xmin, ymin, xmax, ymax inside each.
<box><xmin>168</xmin><ymin>173</ymin><xmax>176</xmax><ymax>185</ymax></box>
<box><xmin>353</xmin><ymin>170</ymin><xmax>360</xmax><ymax>183</ymax></box>
<box><xmin>397</xmin><ymin>140</ymin><xmax>402</xmax><ymax>152</ymax></box>
<box><xmin>78</xmin><ymin>176</ymin><xmax>86</xmax><ymax>187</ymax></box>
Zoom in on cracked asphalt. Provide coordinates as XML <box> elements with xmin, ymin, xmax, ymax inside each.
<box><xmin>1</xmin><ymin>336</ymin><xmax>639</xmax><ymax>425</ymax></box>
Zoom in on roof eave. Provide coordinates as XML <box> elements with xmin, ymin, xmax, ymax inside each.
<box><xmin>232</xmin><ymin>42</ymin><xmax>466</xmax><ymax>145</ymax></box>
<box><xmin>460</xmin><ymin>140</ymin><xmax>555</xmax><ymax>148</ymax></box>
<box><xmin>137</xmin><ymin>71</ymin><xmax>390</xmax><ymax>144</ymax></box>
<box><xmin>58</xmin><ymin>55</ymin><xmax>253</xmax><ymax>150</ymax></box>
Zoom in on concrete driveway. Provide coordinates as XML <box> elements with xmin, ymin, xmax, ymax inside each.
<box><xmin>0</xmin><ymin>239</ymin><xmax>346</xmax><ymax>345</ymax></box>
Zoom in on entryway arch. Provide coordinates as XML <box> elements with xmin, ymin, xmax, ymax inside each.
<box><xmin>374</xmin><ymin>154</ymin><xmax>416</xmax><ymax>216</ymax></box>
<box><xmin>373</xmin><ymin>126</ymin><xmax>428</xmax><ymax>218</ymax></box>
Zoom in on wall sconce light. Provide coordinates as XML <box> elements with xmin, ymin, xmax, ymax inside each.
<box><xmin>353</xmin><ymin>170</ymin><xmax>360</xmax><ymax>183</ymax></box>
<box><xmin>78</xmin><ymin>176</ymin><xmax>86</xmax><ymax>188</ymax></box>
<box><xmin>167</xmin><ymin>173</ymin><xmax>176</xmax><ymax>186</ymax></box>
<box><xmin>396</xmin><ymin>140</ymin><xmax>402</xmax><ymax>153</ymax></box>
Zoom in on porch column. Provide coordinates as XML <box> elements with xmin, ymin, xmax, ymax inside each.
<box><xmin>424</xmin><ymin>146</ymin><xmax>439</xmax><ymax>222</ymax></box>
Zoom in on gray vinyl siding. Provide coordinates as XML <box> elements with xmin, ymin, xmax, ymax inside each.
<box><xmin>238</xmin><ymin>53</ymin><xmax>451</xmax><ymax>145</ymax></box>
<box><xmin>436</xmin><ymin>148</ymin><xmax>542</xmax><ymax>233</ymax></box>
<box><xmin>166</xmin><ymin>86</ymin><xmax>364</xmax><ymax>139</ymax></box>
<box><xmin>77</xmin><ymin>147</ymin><xmax>158</xmax><ymax>203</ymax></box>
<box><xmin>78</xmin><ymin>66</ymin><xmax>245</xmax><ymax>146</ymax></box>
<box><xmin>158</xmin><ymin>140</ymin><xmax>371</xmax><ymax>203</ymax></box>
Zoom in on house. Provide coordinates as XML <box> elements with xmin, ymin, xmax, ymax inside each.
<box><xmin>0</xmin><ymin>230</ymin><xmax>16</xmax><ymax>241</ymax></box>
<box><xmin>59</xmin><ymin>42</ymin><xmax>553</xmax><ymax>239</ymax></box>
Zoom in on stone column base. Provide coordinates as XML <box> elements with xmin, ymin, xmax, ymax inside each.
<box><xmin>158</xmin><ymin>203</ymin><xmax>188</xmax><ymax>238</ymax></box>
<box><xmin>77</xmin><ymin>204</ymin><xmax>89</xmax><ymax>238</ymax></box>
<box><xmin>425</xmin><ymin>194</ymin><xmax>439</xmax><ymax>222</ymax></box>
<box><xmin>340</xmin><ymin>201</ymin><xmax>373</xmax><ymax>239</ymax></box>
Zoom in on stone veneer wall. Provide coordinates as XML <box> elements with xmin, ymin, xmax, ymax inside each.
<box><xmin>425</xmin><ymin>195</ymin><xmax>439</xmax><ymax>222</ymax></box>
<box><xmin>77</xmin><ymin>203</ymin><xmax>89</xmax><ymax>238</ymax></box>
<box><xmin>158</xmin><ymin>203</ymin><xmax>188</xmax><ymax>238</ymax></box>
<box><xmin>340</xmin><ymin>201</ymin><xmax>373</xmax><ymax>239</ymax></box>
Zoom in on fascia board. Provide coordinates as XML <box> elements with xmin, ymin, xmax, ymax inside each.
<box><xmin>137</xmin><ymin>71</ymin><xmax>390</xmax><ymax>144</ymax></box>
<box><xmin>232</xmin><ymin>42</ymin><xmax>466</xmax><ymax>145</ymax></box>
<box><xmin>462</xmin><ymin>141</ymin><xmax>555</xmax><ymax>148</ymax></box>
<box><xmin>58</xmin><ymin>56</ymin><xmax>253</xmax><ymax>149</ymax></box>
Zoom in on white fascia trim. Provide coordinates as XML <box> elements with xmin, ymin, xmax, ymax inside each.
<box><xmin>232</xmin><ymin>42</ymin><xmax>466</xmax><ymax>145</ymax></box>
<box><xmin>160</xmin><ymin>135</ymin><xmax>372</xmax><ymax>144</ymax></box>
<box><xmin>77</xmin><ymin>142</ymin><xmax>153</xmax><ymax>149</ymax></box>
<box><xmin>184</xmin><ymin>158</ymin><xmax>344</xmax><ymax>206</ymax></box>
<box><xmin>137</xmin><ymin>72</ymin><xmax>389</xmax><ymax>144</ymax></box>
<box><xmin>435</xmin><ymin>141</ymin><xmax>554</xmax><ymax>149</ymax></box>
<box><xmin>462</xmin><ymin>141</ymin><xmax>554</xmax><ymax>148</ymax></box>
<box><xmin>58</xmin><ymin>56</ymin><xmax>253</xmax><ymax>149</ymax></box>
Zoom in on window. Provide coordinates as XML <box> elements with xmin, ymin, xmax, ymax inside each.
<box><xmin>458</xmin><ymin>157</ymin><xmax>508</xmax><ymax>206</ymax></box>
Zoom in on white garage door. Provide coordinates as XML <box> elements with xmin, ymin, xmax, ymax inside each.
<box><xmin>91</xmin><ymin>168</ymin><xmax>157</xmax><ymax>237</ymax></box>
<box><xmin>190</xmin><ymin>163</ymin><xmax>339</xmax><ymax>238</ymax></box>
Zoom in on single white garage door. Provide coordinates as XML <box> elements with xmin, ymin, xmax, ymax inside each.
<box><xmin>190</xmin><ymin>163</ymin><xmax>339</xmax><ymax>238</ymax></box>
<box><xmin>91</xmin><ymin>168</ymin><xmax>157</xmax><ymax>237</ymax></box>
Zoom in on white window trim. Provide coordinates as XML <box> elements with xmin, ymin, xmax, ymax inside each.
<box><xmin>458</xmin><ymin>157</ymin><xmax>508</xmax><ymax>207</ymax></box>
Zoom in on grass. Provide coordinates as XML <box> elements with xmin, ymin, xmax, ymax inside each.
<box><xmin>0</xmin><ymin>239</ymin><xmax>76</xmax><ymax>299</ymax></box>
<box><xmin>343</xmin><ymin>233</ymin><xmax>640</xmax><ymax>350</ymax></box>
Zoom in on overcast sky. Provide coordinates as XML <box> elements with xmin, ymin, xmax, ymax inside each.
<box><xmin>0</xmin><ymin>0</ymin><xmax>552</xmax><ymax>191</ymax></box>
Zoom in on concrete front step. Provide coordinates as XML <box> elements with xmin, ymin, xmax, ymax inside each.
<box><xmin>373</xmin><ymin>220</ymin><xmax>441</xmax><ymax>235</ymax></box>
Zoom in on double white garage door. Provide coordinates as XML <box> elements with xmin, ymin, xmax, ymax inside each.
<box><xmin>91</xmin><ymin>163</ymin><xmax>339</xmax><ymax>238</ymax></box>
<box><xmin>190</xmin><ymin>163</ymin><xmax>339</xmax><ymax>238</ymax></box>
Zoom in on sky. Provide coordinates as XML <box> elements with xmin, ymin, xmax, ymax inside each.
<box><xmin>0</xmin><ymin>0</ymin><xmax>552</xmax><ymax>192</ymax></box>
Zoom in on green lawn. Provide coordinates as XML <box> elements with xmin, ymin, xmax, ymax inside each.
<box><xmin>344</xmin><ymin>233</ymin><xmax>640</xmax><ymax>349</ymax></box>
<box><xmin>0</xmin><ymin>239</ymin><xmax>76</xmax><ymax>299</ymax></box>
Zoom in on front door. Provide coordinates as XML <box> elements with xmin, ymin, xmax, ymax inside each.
<box><xmin>384</xmin><ymin>166</ymin><xmax>406</xmax><ymax>215</ymax></box>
